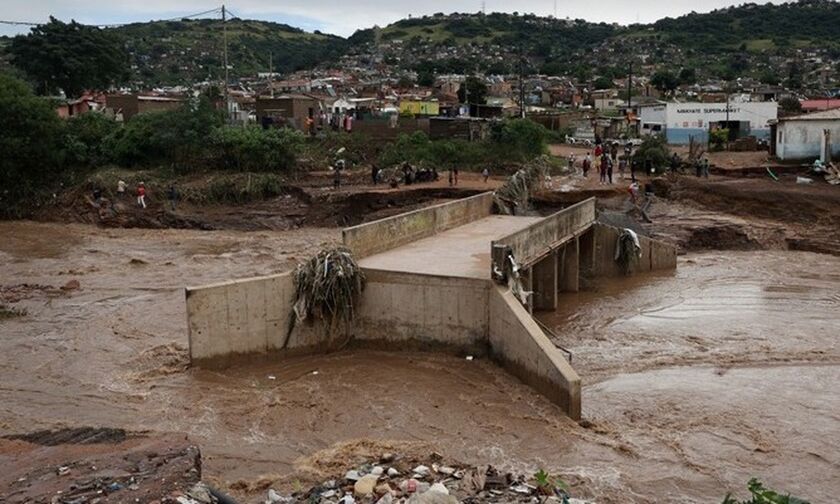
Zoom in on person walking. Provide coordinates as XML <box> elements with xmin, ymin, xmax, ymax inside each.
<box><xmin>618</xmin><ymin>157</ymin><xmax>627</xmax><ymax>180</ymax></box>
<box><xmin>167</xmin><ymin>184</ymin><xmax>179</xmax><ymax>212</ymax></box>
<box><xmin>482</xmin><ymin>167</ymin><xmax>490</xmax><ymax>183</ymax></box>
<box><xmin>599</xmin><ymin>154</ymin><xmax>608</xmax><ymax>184</ymax></box>
<box><xmin>670</xmin><ymin>153</ymin><xmax>680</xmax><ymax>174</ymax></box>
<box><xmin>453</xmin><ymin>167</ymin><xmax>459</xmax><ymax>186</ymax></box>
<box><xmin>117</xmin><ymin>180</ymin><xmax>126</xmax><ymax>198</ymax></box>
<box><xmin>702</xmin><ymin>157</ymin><xmax>710</xmax><ymax>178</ymax></box>
<box><xmin>607</xmin><ymin>156</ymin><xmax>614</xmax><ymax>184</ymax></box>
<box><xmin>136</xmin><ymin>183</ymin><xmax>147</xmax><ymax>209</ymax></box>
<box><xmin>583</xmin><ymin>153</ymin><xmax>592</xmax><ymax>177</ymax></box>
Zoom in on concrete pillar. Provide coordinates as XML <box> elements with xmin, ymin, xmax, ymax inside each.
<box><xmin>560</xmin><ymin>238</ymin><xmax>580</xmax><ymax>293</ymax></box>
<box><xmin>532</xmin><ymin>252</ymin><xmax>558</xmax><ymax>311</ymax></box>
<box><xmin>578</xmin><ymin>228</ymin><xmax>595</xmax><ymax>277</ymax></box>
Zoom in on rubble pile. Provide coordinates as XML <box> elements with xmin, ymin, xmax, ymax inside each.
<box><xmin>262</xmin><ymin>453</ymin><xmax>593</xmax><ymax>504</ymax></box>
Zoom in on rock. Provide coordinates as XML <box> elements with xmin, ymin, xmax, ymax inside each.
<box><xmin>413</xmin><ymin>465</ymin><xmax>431</xmax><ymax>477</ymax></box>
<box><xmin>371</xmin><ymin>466</ymin><xmax>385</xmax><ymax>477</ymax></box>
<box><xmin>380</xmin><ymin>453</ymin><xmax>395</xmax><ymax>463</ymax></box>
<box><xmin>61</xmin><ymin>280</ymin><xmax>80</xmax><ymax>291</ymax></box>
<box><xmin>345</xmin><ymin>470</ymin><xmax>362</xmax><ymax>481</ymax></box>
<box><xmin>429</xmin><ymin>483</ymin><xmax>449</xmax><ymax>495</ymax></box>
<box><xmin>406</xmin><ymin>490</ymin><xmax>460</xmax><ymax>504</ymax></box>
<box><xmin>375</xmin><ymin>493</ymin><xmax>394</xmax><ymax>504</ymax></box>
<box><xmin>436</xmin><ymin>466</ymin><xmax>456</xmax><ymax>476</ymax></box>
<box><xmin>324</xmin><ymin>480</ymin><xmax>338</xmax><ymax>489</ymax></box>
<box><xmin>186</xmin><ymin>483</ymin><xmax>215</xmax><ymax>503</ymax></box>
<box><xmin>510</xmin><ymin>483</ymin><xmax>535</xmax><ymax>495</ymax></box>
<box><xmin>399</xmin><ymin>479</ymin><xmax>419</xmax><ymax>494</ymax></box>
<box><xmin>338</xmin><ymin>496</ymin><xmax>356</xmax><ymax>504</ymax></box>
<box><xmin>354</xmin><ymin>474</ymin><xmax>379</xmax><ymax>497</ymax></box>
<box><xmin>387</xmin><ymin>467</ymin><xmax>400</xmax><ymax>478</ymax></box>
<box><xmin>374</xmin><ymin>483</ymin><xmax>392</xmax><ymax>496</ymax></box>
<box><xmin>266</xmin><ymin>488</ymin><xmax>294</xmax><ymax>504</ymax></box>
<box><xmin>321</xmin><ymin>489</ymin><xmax>337</xmax><ymax>499</ymax></box>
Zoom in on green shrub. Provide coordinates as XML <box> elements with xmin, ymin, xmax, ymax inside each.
<box><xmin>633</xmin><ymin>135</ymin><xmax>671</xmax><ymax>173</ymax></box>
<box><xmin>492</xmin><ymin>118</ymin><xmax>549</xmax><ymax>161</ymax></box>
<box><xmin>64</xmin><ymin>112</ymin><xmax>120</xmax><ymax>167</ymax></box>
<box><xmin>709</xmin><ymin>128</ymin><xmax>729</xmax><ymax>151</ymax></box>
<box><xmin>0</xmin><ymin>72</ymin><xmax>66</xmax><ymax>216</ymax></box>
<box><xmin>104</xmin><ymin>97</ymin><xmax>222</xmax><ymax>168</ymax></box>
<box><xmin>208</xmin><ymin>126</ymin><xmax>304</xmax><ymax>172</ymax></box>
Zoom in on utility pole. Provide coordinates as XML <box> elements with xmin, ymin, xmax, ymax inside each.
<box><xmin>627</xmin><ymin>62</ymin><xmax>633</xmax><ymax>108</ymax></box>
<box><xmin>269</xmin><ymin>51</ymin><xmax>274</xmax><ymax>98</ymax></box>
<box><xmin>222</xmin><ymin>5</ymin><xmax>230</xmax><ymax>121</ymax></box>
<box><xmin>725</xmin><ymin>82</ymin><xmax>730</xmax><ymax>151</ymax></box>
<box><xmin>519</xmin><ymin>42</ymin><xmax>526</xmax><ymax>119</ymax></box>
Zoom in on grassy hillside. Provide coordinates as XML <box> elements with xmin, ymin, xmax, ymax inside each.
<box><xmin>114</xmin><ymin>18</ymin><xmax>346</xmax><ymax>85</ymax></box>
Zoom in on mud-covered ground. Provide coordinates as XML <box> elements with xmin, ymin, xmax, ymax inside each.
<box><xmin>2</xmin><ymin>165</ymin><xmax>839</xmax><ymax>503</ymax></box>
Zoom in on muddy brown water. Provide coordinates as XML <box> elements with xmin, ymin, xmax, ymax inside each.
<box><xmin>1</xmin><ymin>222</ymin><xmax>838</xmax><ymax>503</ymax></box>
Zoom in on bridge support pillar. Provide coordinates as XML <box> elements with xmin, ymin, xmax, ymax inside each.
<box><xmin>532</xmin><ymin>251</ymin><xmax>558</xmax><ymax>311</ymax></box>
<box><xmin>559</xmin><ymin>237</ymin><xmax>580</xmax><ymax>293</ymax></box>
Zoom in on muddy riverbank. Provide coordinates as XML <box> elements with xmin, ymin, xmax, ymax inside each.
<box><xmin>1</xmin><ymin>219</ymin><xmax>837</xmax><ymax>503</ymax></box>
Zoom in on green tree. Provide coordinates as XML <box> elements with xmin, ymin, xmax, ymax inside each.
<box><xmin>10</xmin><ymin>18</ymin><xmax>129</xmax><ymax>96</ymax></box>
<box><xmin>458</xmin><ymin>76</ymin><xmax>488</xmax><ymax>104</ymax></box>
<box><xmin>778</xmin><ymin>97</ymin><xmax>802</xmax><ymax>115</ymax></box>
<box><xmin>678</xmin><ymin>67</ymin><xmax>697</xmax><ymax>85</ymax></box>
<box><xmin>593</xmin><ymin>76</ymin><xmax>614</xmax><ymax>90</ymax></box>
<box><xmin>417</xmin><ymin>70</ymin><xmax>435</xmax><ymax>87</ymax></box>
<box><xmin>0</xmin><ymin>73</ymin><xmax>66</xmax><ymax>216</ymax></box>
<box><xmin>651</xmin><ymin>70</ymin><xmax>680</xmax><ymax>95</ymax></box>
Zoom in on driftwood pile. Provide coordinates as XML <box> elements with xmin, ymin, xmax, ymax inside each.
<box><xmin>293</xmin><ymin>247</ymin><xmax>365</xmax><ymax>331</ymax></box>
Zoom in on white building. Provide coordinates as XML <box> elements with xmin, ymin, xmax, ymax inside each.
<box><xmin>771</xmin><ymin>108</ymin><xmax>840</xmax><ymax>161</ymax></box>
<box><xmin>638</xmin><ymin>101</ymin><xmax>778</xmax><ymax>144</ymax></box>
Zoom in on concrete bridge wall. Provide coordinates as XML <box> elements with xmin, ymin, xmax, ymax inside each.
<box><xmin>589</xmin><ymin>223</ymin><xmax>678</xmax><ymax>277</ymax></box>
<box><xmin>185</xmin><ymin>272</ymin><xmax>330</xmax><ymax>365</ymax></box>
<box><xmin>489</xmin><ymin>285</ymin><xmax>581</xmax><ymax>420</ymax></box>
<box><xmin>354</xmin><ymin>269</ymin><xmax>490</xmax><ymax>354</ymax></box>
<box><xmin>343</xmin><ymin>192</ymin><xmax>494</xmax><ymax>259</ymax></box>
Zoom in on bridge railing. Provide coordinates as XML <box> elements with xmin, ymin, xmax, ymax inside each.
<box><xmin>490</xmin><ymin>197</ymin><xmax>596</xmax><ymax>278</ymax></box>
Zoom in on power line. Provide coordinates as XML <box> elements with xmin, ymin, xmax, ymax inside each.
<box><xmin>0</xmin><ymin>7</ymin><xmax>223</xmax><ymax>29</ymax></box>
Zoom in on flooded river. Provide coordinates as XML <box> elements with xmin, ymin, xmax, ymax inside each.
<box><xmin>1</xmin><ymin>222</ymin><xmax>837</xmax><ymax>503</ymax></box>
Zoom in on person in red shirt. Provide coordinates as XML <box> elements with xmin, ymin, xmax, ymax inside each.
<box><xmin>137</xmin><ymin>182</ymin><xmax>147</xmax><ymax>209</ymax></box>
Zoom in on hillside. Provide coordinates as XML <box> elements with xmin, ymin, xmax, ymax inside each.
<box><xmin>110</xmin><ymin>18</ymin><xmax>346</xmax><ymax>85</ymax></box>
<box><xmin>2</xmin><ymin>1</ymin><xmax>838</xmax><ymax>88</ymax></box>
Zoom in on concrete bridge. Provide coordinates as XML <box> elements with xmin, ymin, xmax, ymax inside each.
<box><xmin>185</xmin><ymin>192</ymin><xmax>677</xmax><ymax>420</ymax></box>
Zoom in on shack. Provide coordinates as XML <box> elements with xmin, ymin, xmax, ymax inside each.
<box><xmin>106</xmin><ymin>94</ymin><xmax>185</xmax><ymax>121</ymax></box>
<box><xmin>771</xmin><ymin>108</ymin><xmax>840</xmax><ymax>162</ymax></box>
<box><xmin>256</xmin><ymin>94</ymin><xmax>321</xmax><ymax>130</ymax></box>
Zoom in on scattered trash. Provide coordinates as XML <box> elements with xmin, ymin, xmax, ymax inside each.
<box><xmin>796</xmin><ymin>176</ymin><xmax>814</xmax><ymax>184</ymax></box>
<box><xmin>57</xmin><ymin>466</ymin><xmax>71</xmax><ymax>476</ymax></box>
<box><xmin>464</xmin><ymin>356</ymin><xmax>474</xmax><ymax>361</ymax></box>
<box><xmin>387</xmin><ymin>467</ymin><xmax>400</xmax><ymax>477</ymax></box>
<box><xmin>267</xmin><ymin>375</ymin><xmax>276</xmax><ymax>380</ymax></box>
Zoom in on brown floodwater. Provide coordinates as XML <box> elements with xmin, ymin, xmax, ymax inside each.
<box><xmin>1</xmin><ymin>222</ymin><xmax>838</xmax><ymax>503</ymax></box>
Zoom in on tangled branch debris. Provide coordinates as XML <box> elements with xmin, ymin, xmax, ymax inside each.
<box><xmin>614</xmin><ymin>228</ymin><xmax>642</xmax><ymax>275</ymax></box>
<box><xmin>293</xmin><ymin>247</ymin><xmax>365</xmax><ymax>331</ymax></box>
<box><xmin>493</xmin><ymin>157</ymin><xmax>551</xmax><ymax>214</ymax></box>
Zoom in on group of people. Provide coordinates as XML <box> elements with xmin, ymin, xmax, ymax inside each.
<box><xmin>572</xmin><ymin>140</ymin><xmax>635</xmax><ymax>186</ymax></box>
<box><xmin>98</xmin><ymin>180</ymin><xmax>179</xmax><ymax>211</ymax></box>
<box><xmin>305</xmin><ymin>111</ymin><xmax>356</xmax><ymax>137</ymax></box>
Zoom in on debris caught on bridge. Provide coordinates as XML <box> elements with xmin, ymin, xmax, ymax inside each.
<box><xmin>293</xmin><ymin>247</ymin><xmax>366</xmax><ymax>331</ymax></box>
<box><xmin>614</xmin><ymin>228</ymin><xmax>642</xmax><ymax>275</ymax></box>
<box><xmin>493</xmin><ymin>157</ymin><xmax>550</xmax><ymax>215</ymax></box>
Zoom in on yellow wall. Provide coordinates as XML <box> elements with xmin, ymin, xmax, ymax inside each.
<box><xmin>399</xmin><ymin>101</ymin><xmax>440</xmax><ymax>116</ymax></box>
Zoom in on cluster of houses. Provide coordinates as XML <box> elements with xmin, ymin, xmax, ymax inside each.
<box><xmin>53</xmin><ymin>67</ymin><xmax>840</xmax><ymax>163</ymax></box>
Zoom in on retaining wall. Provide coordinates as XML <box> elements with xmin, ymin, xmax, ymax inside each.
<box><xmin>343</xmin><ymin>192</ymin><xmax>494</xmax><ymax>258</ymax></box>
<box><xmin>354</xmin><ymin>269</ymin><xmax>490</xmax><ymax>354</ymax></box>
<box><xmin>185</xmin><ymin>272</ymin><xmax>329</xmax><ymax>365</ymax></box>
<box><xmin>590</xmin><ymin>223</ymin><xmax>677</xmax><ymax>277</ymax></box>
<box><xmin>488</xmin><ymin>285</ymin><xmax>581</xmax><ymax>419</ymax></box>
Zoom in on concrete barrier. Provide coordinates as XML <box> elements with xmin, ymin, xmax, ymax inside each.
<box><xmin>343</xmin><ymin>192</ymin><xmax>494</xmax><ymax>258</ymax></box>
<box><xmin>491</xmin><ymin>198</ymin><xmax>596</xmax><ymax>273</ymax></box>
<box><xmin>354</xmin><ymin>269</ymin><xmax>490</xmax><ymax>354</ymax></box>
<box><xmin>185</xmin><ymin>272</ymin><xmax>329</xmax><ymax>366</ymax></box>
<box><xmin>489</xmin><ymin>285</ymin><xmax>581</xmax><ymax>419</ymax></box>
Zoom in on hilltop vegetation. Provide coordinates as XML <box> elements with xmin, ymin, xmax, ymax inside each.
<box><xmin>1</xmin><ymin>1</ymin><xmax>838</xmax><ymax>89</ymax></box>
